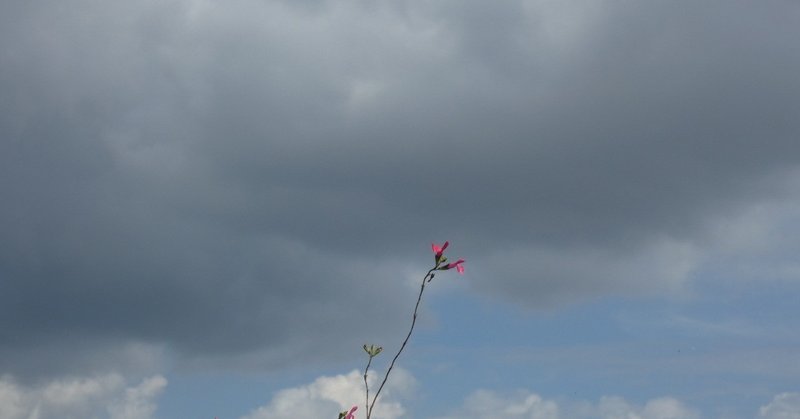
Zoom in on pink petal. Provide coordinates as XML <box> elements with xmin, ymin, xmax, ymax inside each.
<box><xmin>450</xmin><ymin>259</ymin><xmax>464</xmax><ymax>267</ymax></box>
<box><xmin>432</xmin><ymin>241</ymin><xmax>449</xmax><ymax>255</ymax></box>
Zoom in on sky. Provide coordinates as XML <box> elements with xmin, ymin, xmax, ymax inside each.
<box><xmin>1</xmin><ymin>0</ymin><xmax>800</xmax><ymax>418</ymax></box>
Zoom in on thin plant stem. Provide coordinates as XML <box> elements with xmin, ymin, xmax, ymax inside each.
<box><xmin>366</xmin><ymin>268</ymin><xmax>435</xmax><ymax>418</ymax></box>
<box><xmin>363</xmin><ymin>354</ymin><xmax>373</xmax><ymax>417</ymax></box>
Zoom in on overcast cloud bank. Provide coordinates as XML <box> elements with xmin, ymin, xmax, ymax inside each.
<box><xmin>3</xmin><ymin>0</ymin><xmax>800</xmax><ymax>375</ymax></box>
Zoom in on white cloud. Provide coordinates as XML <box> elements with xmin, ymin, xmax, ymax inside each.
<box><xmin>0</xmin><ymin>379</ymin><xmax>27</xmax><ymax>419</ymax></box>
<box><xmin>639</xmin><ymin>397</ymin><xmax>701</xmax><ymax>419</ymax></box>
<box><xmin>433</xmin><ymin>389</ymin><xmax>558</xmax><ymax>419</ymax></box>
<box><xmin>0</xmin><ymin>374</ymin><xmax>166</xmax><ymax>419</ymax></box>
<box><xmin>758</xmin><ymin>392</ymin><xmax>800</xmax><ymax>419</ymax></box>
<box><xmin>436</xmin><ymin>390</ymin><xmax>701</xmax><ymax>419</ymax></box>
<box><xmin>240</xmin><ymin>368</ymin><xmax>414</xmax><ymax>419</ymax></box>
<box><xmin>106</xmin><ymin>375</ymin><xmax>168</xmax><ymax>419</ymax></box>
<box><xmin>585</xmin><ymin>396</ymin><xmax>700</xmax><ymax>419</ymax></box>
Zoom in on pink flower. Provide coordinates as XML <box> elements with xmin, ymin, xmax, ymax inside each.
<box><xmin>346</xmin><ymin>405</ymin><xmax>358</xmax><ymax>419</ymax></box>
<box><xmin>431</xmin><ymin>242</ymin><xmax>450</xmax><ymax>260</ymax></box>
<box><xmin>443</xmin><ymin>259</ymin><xmax>465</xmax><ymax>274</ymax></box>
<box><xmin>431</xmin><ymin>242</ymin><xmax>450</xmax><ymax>265</ymax></box>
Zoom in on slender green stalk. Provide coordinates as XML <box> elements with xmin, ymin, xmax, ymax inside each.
<box><xmin>363</xmin><ymin>354</ymin><xmax>373</xmax><ymax>417</ymax></box>
<box><xmin>366</xmin><ymin>268</ymin><xmax>435</xmax><ymax>418</ymax></box>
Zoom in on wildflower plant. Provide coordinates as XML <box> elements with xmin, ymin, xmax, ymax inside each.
<box><xmin>345</xmin><ymin>241</ymin><xmax>465</xmax><ymax>419</ymax></box>
<box><xmin>339</xmin><ymin>405</ymin><xmax>358</xmax><ymax>419</ymax></box>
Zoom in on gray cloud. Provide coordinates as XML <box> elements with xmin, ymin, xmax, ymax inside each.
<box><xmin>2</xmin><ymin>0</ymin><xmax>800</xmax><ymax>378</ymax></box>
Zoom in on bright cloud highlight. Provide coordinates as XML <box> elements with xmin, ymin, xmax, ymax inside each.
<box><xmin>434</xmin><ymin>390</ymin><xmax>703</xmax><ymax>419</ymax></box>
<box><xmin>758</xmin><ymin>392</ymin><xmax>800</xmax><ymax>419</ymax></box>
<box><xmin>0</xmin><ymin>374</ymin><xmax>166</xmax><ymax>419</ymax></box>
<box><xmin>240</xmin><ymin>369</ymin><xmax>414</xmax><ymax>419</ymax></box>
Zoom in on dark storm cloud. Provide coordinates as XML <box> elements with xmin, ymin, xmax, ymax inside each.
<box><xmin>2</xmin><ymin>0</ymin><xmax>799</xmax><ymax>378</ymax></box>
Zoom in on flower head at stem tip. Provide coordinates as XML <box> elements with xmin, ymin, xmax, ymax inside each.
<box><xmin>431</xmin><ymin>241</ymin><xmax>449</xmax><ymax>263</ymax></box>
